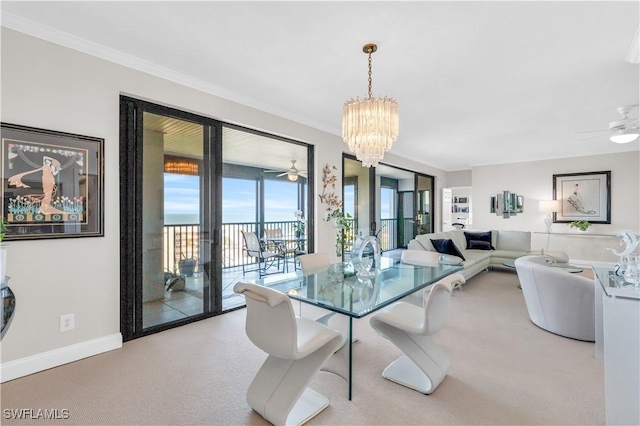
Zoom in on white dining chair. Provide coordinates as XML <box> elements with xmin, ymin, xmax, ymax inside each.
<box><xmin>297</xmin><ymin>252</ymin><xmax>352</xmax><ymax>346</ymax></box>
<box><xmin>297</xmin><ymin>252</ymin><xmax>331</xmax><ymax>275</ymax></box>
<box><xmin>234</xmin><ymin>282</ymin><xmax>342</xmax><ymax>425</ymax></box>
<box><xmin>369</xmin><ymin>273</ymin><xmax>465</xmax><ymax>394</ymax></box>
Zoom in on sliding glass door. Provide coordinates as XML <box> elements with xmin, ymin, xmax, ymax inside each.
<box><xmin>120</xmin><ymin>97</ymin><xmax>314</xmax><ymax>340</ymax></box>
<box><xmin>120</xmin><ymin>97</ymin><xmax>219</xmax><ymax>340</ymax></box>
<box><xmin>343</xmin><ymin>153</ymin><xmax>434</xmax><ymax>254</ymax></box>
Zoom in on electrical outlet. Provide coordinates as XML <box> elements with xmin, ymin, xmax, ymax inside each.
<box><xmin>60</xmin><ymin>314</ymin><xmax>75</xmax><ymax>332</ymax></box>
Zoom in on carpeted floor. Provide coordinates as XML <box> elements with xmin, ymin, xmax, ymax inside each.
<box><xmin>0</xmin><ymin>269</ymin><xmax>604</xmax><ymax>425</ymax></box>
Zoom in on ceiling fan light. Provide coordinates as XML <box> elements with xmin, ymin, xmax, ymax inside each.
<box><xmin>610</xmin><ymin>130</ymin><xmax>640</xmax><ymax>143</ymax></box>
<box><xmin>287</xmin><ymin>173</ymin><xmax>299</xmax><ymax>182</ymax></box>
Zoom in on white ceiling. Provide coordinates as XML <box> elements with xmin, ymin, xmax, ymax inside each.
<box><xmin>2</xmin><ymin>1</ymin><xmax>639</xmax><ymax>171</ymax></box>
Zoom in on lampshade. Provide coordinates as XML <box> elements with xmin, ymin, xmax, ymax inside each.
<box><xmin>342</xmin><ymin>43</ymin><xmax>399</xmax><ymax>168</ymax></box>
<box><xmin>539</xmin><ymin>200</ymin><xmax>561</xmax><ymax>213</ymax></box>
<box><xmin>610</xmin><ymin>128</ymin><xmax>640</xmax><ymax>143</ymax></box>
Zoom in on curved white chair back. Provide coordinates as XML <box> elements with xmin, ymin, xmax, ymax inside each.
<box><xmin>401</xmin><ymin>250</ymin><xmax>440</xmax><ymax>266</ymax></box>
<box><xmin>424</xmin><ymin>280</ymin><xmax>453</xmax><ymax>334</ymax></box>
<box><xmin>234</xmin><ymin>282</ymin><xmax>298</xmax><ymax>359</ymax></box>
<box><xmin>515</xmin><ymin>255</ymin><xmax>595</xmax><ymax>341</ymax></box>
<box><xmin>297</xmin><ymin>252</ymin><xmax>331</xmax><ymax>275</ymax></box>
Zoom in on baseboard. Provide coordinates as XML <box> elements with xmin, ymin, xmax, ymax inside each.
<box><xmin>0</xmin><ymin>333</ymin><xmax>122</xmax><ymax>383</ymax></box>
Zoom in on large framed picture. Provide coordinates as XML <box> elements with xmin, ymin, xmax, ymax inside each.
<box><xmin>552</xmin><ymin>171</ymin><xmax>611</xmax><ymax>224</ymax></box>
<box><xmin>1</xmin><ymin>123</ymin><xmax>104</xmax><ymax>240</ymax></box>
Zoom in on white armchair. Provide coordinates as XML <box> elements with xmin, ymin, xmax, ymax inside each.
<box><xmin>234</xmin><ymin>282</ymin><xmax>342</xmax><ymax>425</ymax></box>
<box><xmin>514</xmin><ymin>255</ymin><xmax>595</xmax><ymax>341</ymax></box>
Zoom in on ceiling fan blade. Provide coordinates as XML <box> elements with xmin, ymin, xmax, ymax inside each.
<box><xmin>573</xmin><ymin>129</ymin><xmax>611</xmax><ymax>134</ymax></box>
<box><xmin>277</xmin><ymin>172</ymin><xmax>288</xmax><ymax>177</ymax></box>
<box><xmin>579</xmin><ymin>133</ymin><xmax>612</xmax><ymax>141</ymax></box>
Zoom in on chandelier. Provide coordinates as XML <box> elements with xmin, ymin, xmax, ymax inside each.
<box><xmin>164</xmin><ymin>155</ymin><xmax>199</xmax><ymax>175</ymax></box>
<box><xmin>342</xmin><ymin>43</ymin><xmax>399</xmax><ymax>167</ymax></box>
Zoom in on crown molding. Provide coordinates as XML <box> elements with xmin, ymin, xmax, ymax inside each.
<box><xmin>626</xmin><ymin>26</ymin><xmax>639</xmax><ymax>64</ymax></box>
<box><xmin>1</xmin><ymin>12</ymin><xmax>340</xmax><ymax>136</ymax></box>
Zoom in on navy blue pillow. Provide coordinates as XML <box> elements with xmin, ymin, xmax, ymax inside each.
<box><xmin>464</xmin><ymin>231</ymin><xmax>495</xmax><ymax>250</ymax></box>
<box><xmin>468</xmin><ymin>240</ymin><xmax>492</xmax><ymax>250</ymax></box>
<box><xmin>430</xmin><ymin>239</ymin><xmax>466</xmax><ymax>261</ymax></box>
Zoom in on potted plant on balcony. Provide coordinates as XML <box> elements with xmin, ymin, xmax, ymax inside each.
<box><xmin>293</xmin><ymin>209</ymin><xmax>306</xmax><ymax>238</ymax></box>
<box><xmin>178</xmin><ymin>252</ymin><xmax>197</xmax><ymax>277</ymax></box>
<box><xmin>164</xmin><ymin>266</ymin><xmax>186</xmax><ymax>291</ymax></box>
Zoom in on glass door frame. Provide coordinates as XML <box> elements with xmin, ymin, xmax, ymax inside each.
<box><xmin>119</xmin><ymin>96</ymin><xmax>220</xmax><ymax>341</ymax></box>
<box><xmin>342</xmin><ymin>153</ymin><xmax>435</xmax><ymax>253</ymax></box>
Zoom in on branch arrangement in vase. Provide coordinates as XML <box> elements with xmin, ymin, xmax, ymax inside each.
<box><xmin>318</xmin><ymin>164</ymin><xmax>354</xmax><ymax>256</ymax></box>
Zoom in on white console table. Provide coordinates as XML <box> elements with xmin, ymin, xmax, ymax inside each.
<box><xmin>593</xmin><ymin>267</ymin><xmax>640</xmax><ymax>426</ymax></box>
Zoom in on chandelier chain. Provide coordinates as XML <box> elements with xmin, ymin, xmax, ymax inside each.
<box><xmin>367</xmin><ymin>50</ymin><xmax>373</xmax><ymax>99</ymax></box>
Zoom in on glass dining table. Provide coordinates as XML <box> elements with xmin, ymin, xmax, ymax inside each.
<box><xmin>251</xmin><ymin>256</ymin><xmax>463</xmax><ymax>400</ymax></box>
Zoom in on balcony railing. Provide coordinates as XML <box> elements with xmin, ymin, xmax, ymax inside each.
<box><xmin>163</xmin><ymin>221</ymin><xmax>304</xmax><ymax>273</ymax></box>
<box><xmin>164</xmin><ymin>218</ymin><xmax>412</xmax><ymax>273</ymax></box>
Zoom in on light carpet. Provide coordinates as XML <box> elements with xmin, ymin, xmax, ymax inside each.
<box><xmin>0</xmin><ymin>270</ymin><xmax>604</xmax><ymax>425</ymax></box>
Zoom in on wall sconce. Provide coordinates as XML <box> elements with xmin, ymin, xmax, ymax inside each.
<box><xmin>491</xmin><ymin>191</ymin><xmax>523</xmax><ymax>218</ymax></box>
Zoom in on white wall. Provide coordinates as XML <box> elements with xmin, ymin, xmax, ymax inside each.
<box><xmin>0</xmin><ymin>28</ymin><xmax>446</xmax><ymax>375</ymax></box>
<box><xmin>472</xmin><ymin>152</ymin><xmax>640</xmax><ymax>262</ymax></box>
<box><xmin>445</xmin><ymin>169</ymin><xmax>472</xmax><ymax>188</ymax></box>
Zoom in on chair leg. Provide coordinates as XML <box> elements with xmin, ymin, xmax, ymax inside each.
<box><xmin>246</xmin><ymin>334</ymin><xmax>342</xmax><ymax>425</ymax></box>
<box><xmin>371</xmin><ymin>321</ymin><xmax>450</xmax><ymax>394</ymax></box>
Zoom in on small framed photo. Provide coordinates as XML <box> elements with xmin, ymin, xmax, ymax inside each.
<box><xmin>1</xmin><ymin>123</ymin><xmax>104</xmax><ymax>240</ymax></box>
<box><xmin>458</xmin><ymin>196</ymin><xmax>468</xmax><ymax>204</ymax></box>
<box><xmin>552</xmin><ymin>171</ymin><xmax>611</xmax><ymax>224</ymax></box>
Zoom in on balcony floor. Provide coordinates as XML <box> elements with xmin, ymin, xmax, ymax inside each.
<box><xmin>142</xmin><ymin>261</ymin><xmax>298</xmax><ymax>329</ymax></box>
<box><xmin>142</xmin><ymin>250</ymin><xmax>404</xmax><ymax>329</ymax></box>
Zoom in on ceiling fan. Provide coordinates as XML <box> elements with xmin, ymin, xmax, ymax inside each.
<box><xmin>265</xmin><ymin>160</ymin><xmax>307</xmax><ymax>182</ymax></box>
<box><xmin>576</xmin><ymin>105</ymin><xmax>639</xmax><ymax>143</ymax></box>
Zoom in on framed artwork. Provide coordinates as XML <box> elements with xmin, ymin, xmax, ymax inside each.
<box><xmin>552</xmin><ymin>171</ymin><xmax>611</xmax><ymax>224</ymax></box>
<box><xmin>1</xmin><ymin>123</ymin><xmax>104</xmax><ymax>240</ymax></box>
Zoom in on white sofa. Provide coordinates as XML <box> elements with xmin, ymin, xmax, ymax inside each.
<box><xmin>407</xmin><ymin>229</ymin><xmax>568</xmax><ymax>280</ymax></box>
<box><xmin>514</xmin><ymin>255</ymin><xmax>595</xmax><ymax>341</ymax></box>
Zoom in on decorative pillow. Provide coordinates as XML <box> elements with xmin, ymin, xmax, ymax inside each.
<box><xmin>430</xmin><ymin>238</ymin><xmax>466</xmax><ymax>261</ymax></box>
<box><xmin>464</xmin><ymin>231</ymin><xmax>495</xmax><ymax>250</ymax></box>
<box><xmin>468</xmin><ymin>240</ymin><xmax>492</xmax><ymax>250</ymax></box>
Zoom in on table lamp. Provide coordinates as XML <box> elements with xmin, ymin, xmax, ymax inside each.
<box><xmin>539</xmin><ymin>200</ymin><xmax>561</xmax><ymax>233</ymax></box>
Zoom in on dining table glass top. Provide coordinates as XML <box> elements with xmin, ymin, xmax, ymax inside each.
<box><xmin>254</xmin><ymin>256</ymin><xmax>463</xmax><ymax>318</ymax></box>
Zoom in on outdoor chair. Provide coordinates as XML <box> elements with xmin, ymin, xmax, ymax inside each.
<box><xmin>241</xmin><ymin>230</ymin><xmax>283</xmax><ymax>278</ymax></box>
<box><xmin>264</xmin><ymin>228</ymin><xmax>302</xmax><ymax>272</ymax></box>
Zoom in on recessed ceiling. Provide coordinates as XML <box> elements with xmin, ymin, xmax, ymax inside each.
<box><xmin>2</xmin><ymin>1</ymin><xmax>638</xmax><ymax>171</ymax></box>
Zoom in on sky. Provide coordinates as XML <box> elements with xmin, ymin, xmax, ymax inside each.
<box><xmin>163</xmin><ymin>174</ymin><xmax>303</xmax><ymax>224</ymax></box>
